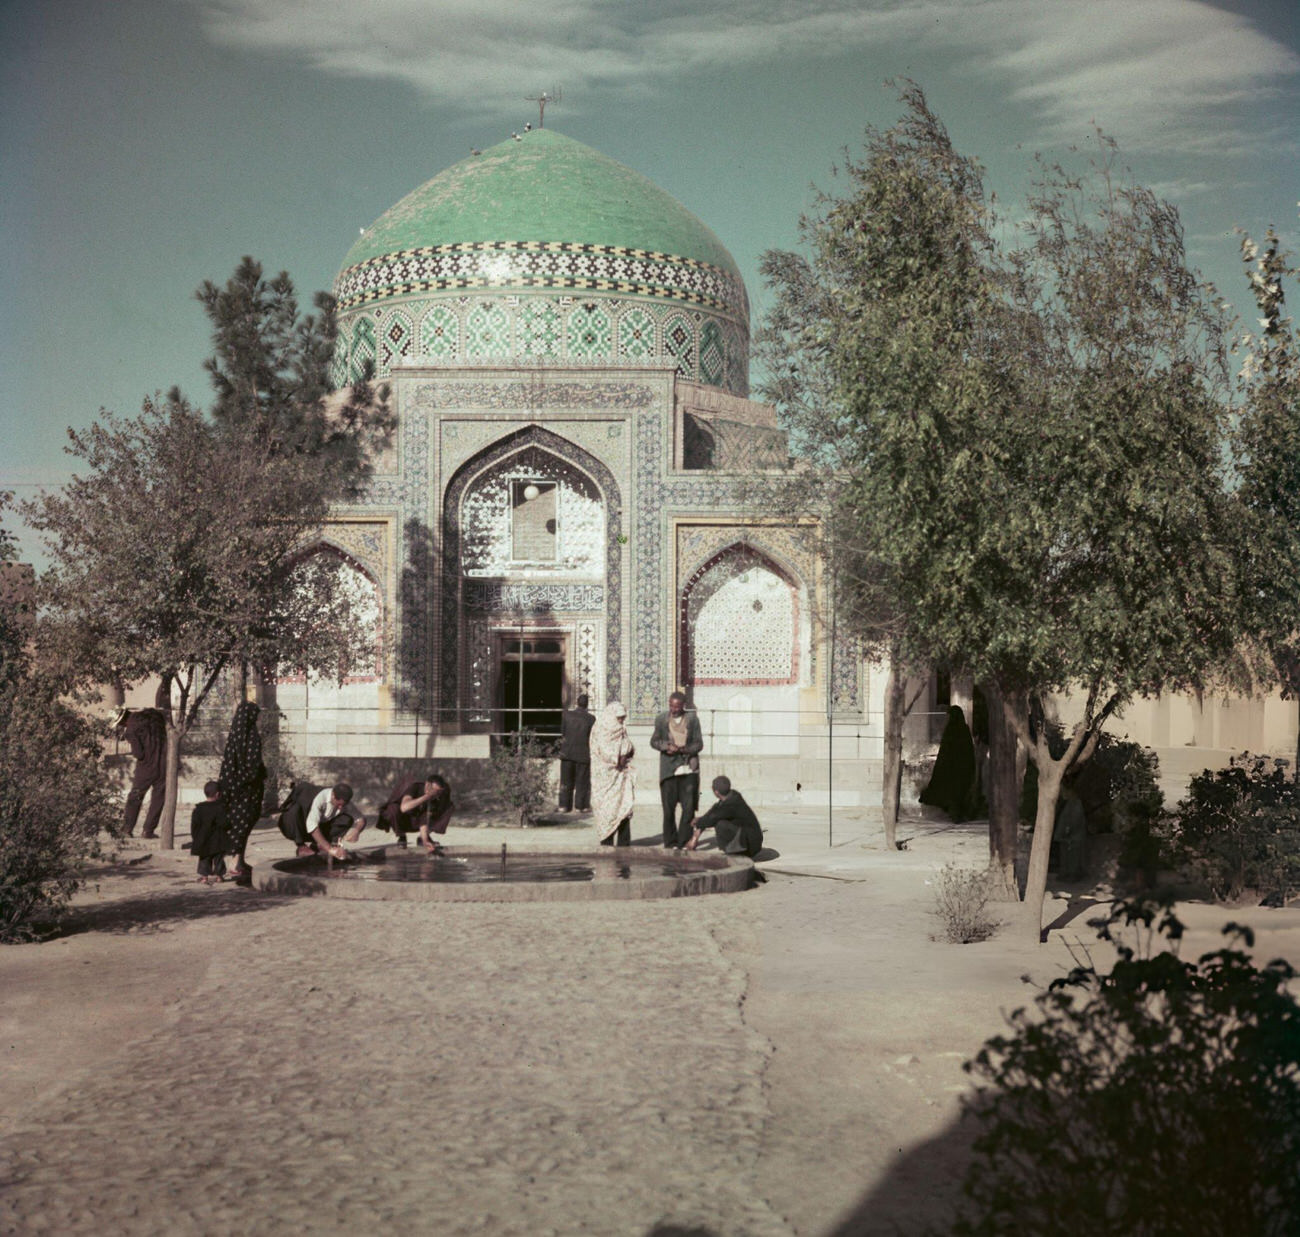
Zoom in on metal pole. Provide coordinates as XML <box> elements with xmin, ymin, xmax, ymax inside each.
<box><xmin>828</xmin><ymin>600</ymin><xmax>835</xmax><ymax>849</ymax></box>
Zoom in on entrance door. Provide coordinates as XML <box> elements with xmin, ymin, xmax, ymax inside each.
<box><xmin>497</xmin><ymin>635</ymin><xmax>566</xmax><ymax>743</ymax></box>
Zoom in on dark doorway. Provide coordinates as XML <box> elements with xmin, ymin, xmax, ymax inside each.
<box><xmin>497</xmin><ymin>636</ymin><xmax>565</xmax><ymax>743</ymax></box>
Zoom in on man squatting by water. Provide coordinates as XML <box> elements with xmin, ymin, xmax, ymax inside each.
<box><xmin>308</xmin><ymin>784</ymin><xmax>366</xmax><ymax>859</ymax></box>
<box><xmin>682</xmin><ymin>775</ymin><xmax>764</xmax><ymax>859</ymax></box>
<box><xmin>379</xmin><ymin>774</ymin><xmax>454</xmax><ymax>855</ymax></box>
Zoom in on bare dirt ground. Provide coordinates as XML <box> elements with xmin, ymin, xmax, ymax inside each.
<box><xmin>2</xmin><ymin>810</ymin><xmax>1297</xmax><ymax>1236</ymax></box>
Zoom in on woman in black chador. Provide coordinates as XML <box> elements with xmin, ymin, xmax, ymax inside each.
<box><xmin>919</xmin><ymin>705</ymin><xmax>980</xmax><ymax>823</ymax></box>
<box><xmin>219</xmin><ymin>701</ymin><xmax>267</xmax><ymax>880</ymax></box>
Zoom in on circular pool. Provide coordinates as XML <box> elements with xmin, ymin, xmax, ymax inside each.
<box><xmin>252</xmin><ymin>845</ymin><xmax>754</xmax><ymax>902</ymax></box>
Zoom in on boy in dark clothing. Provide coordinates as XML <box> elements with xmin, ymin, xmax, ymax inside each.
<box><xmin>191</xmin><ymin>780</ymin><xmax>230</xmax><ymax>885</ymax></box>
<box><xmin>681</xmin><ymin>775</ymin><xmax>764</xmax><ymax>857</ymax></box>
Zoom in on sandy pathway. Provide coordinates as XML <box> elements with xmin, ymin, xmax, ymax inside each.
<box><xmin>0</xmin><ymin>885</ymin><xmax>789</xmax><ymax>1237</ymax></box>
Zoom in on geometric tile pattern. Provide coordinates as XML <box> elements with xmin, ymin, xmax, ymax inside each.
<box><xmin>682</xmin><ymin>548</ymin><xmax>797</xmax><ymax>684</ymax></box>
<box><xmin>617</xmin><ymin>306</ymin><xmax>655</xmax><ymax>360</ymax></box>
<box><xmin>699</xmin><ymin>319</ymin><xmax>724</xmax><ymax>388</ymax></box>
<box><xmin>379</xmin><ymin>309</ymin><xmax>413</xmax><ymax>369</ymax></box>
<box><xmin>519</xmin><ymin>301</ymin><xmax>562</xmax><ymax>359</ymax></box>
<box><xmin>566</xmin><ymin>302</ymin><xmax>613</xmax><ymax>360</ymax></box>
<box><xmin>466</xmin><ymin>302</ymin><xmax>512</xmax><ymax>358</ymax></box>
<box><xmin>334</xmin><ymin>240</ymin><xmax>749</xmax><ymax>322</ymax></box>
<box><xmin>340</xmin><ymin>296</ymin><xmax>747</xmax><ymax>396</ymax></box>
<box><xmin>420</xmin><ymin>304</ymin><xmax>459</xmax><ymax>359</ymax></box>
<box><xmin>662</xmin><ymin>312</ymin><xmax>695</xmax><ymax>381</ymax></box>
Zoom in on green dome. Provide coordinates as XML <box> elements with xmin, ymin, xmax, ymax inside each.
<box><xmin>341</xmin><ymin>129</ymin><xmax>742</xmax><ymax>280</ymax></box>
<box><xmin>331</xmin><ymin>130</ymin><xmax>750</xmax><ymax>396</ymax></box>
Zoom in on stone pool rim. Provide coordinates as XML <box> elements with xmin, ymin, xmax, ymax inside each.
<box><xmin>251</xmin><ymin>844</ymin><xmax>756</xmax><ymax>902</ymax></box>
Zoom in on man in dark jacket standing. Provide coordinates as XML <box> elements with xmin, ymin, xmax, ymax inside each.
<box><xmin>557</xmin><ymin>693</ymin><xmax>595</xmax><ymax>812</ymax></box>
<box><xmin>650</xmin><ymin>690</ymin><xmax>703</xmax><ymax>848</ymax></box>
<box><xmin>116</xmin><ymin>706</ymin><xmax>167</xmax><ymax>838</ymax></box>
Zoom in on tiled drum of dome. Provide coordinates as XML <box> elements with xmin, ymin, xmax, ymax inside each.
<box><xmin>617</xmin><ymin>307</ymin><xmax>656</xmax><ymax>361</ymax></box>
<box><xmin>687</xmin><ymin>559</ymin><xmax>795</xmax><ymax>683</ymax></box>
<box><xmin>420</xmin><ymin>305</ymin><xmax>459</xmax><ymax>360</ymax></box>
<box><xmin>519</xmin><ymin>300</ymin><xmax>562</xmax><ymax>360</ymax></box>
<box><xmin>566</xmin><ymin>303</ymin><xmax>613</xmax><ymax>361</ymax></box>
<box><xmin>465</xmin><ymin>302</ymin><xmax>512</xmax><ymax>360</ymax></box>
<box><xmin>460</xmin><ymin>447</ymin><xmax>605</xmax><ymax>576</ymax></box>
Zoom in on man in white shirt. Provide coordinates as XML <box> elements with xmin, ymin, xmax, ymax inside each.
<box><xmin>301</xmin><ymin>783</ymin><xmax>366</xmax><ymax>859</ymax></box>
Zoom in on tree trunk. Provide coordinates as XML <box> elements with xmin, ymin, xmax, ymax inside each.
<box><xmin>983</xmin><ymin>681</ymin><xmax>1021</xmax><ymax>898</ymax></box>
<box><xmin>1021</xmin><ymin>758</ymin><xmax>1063</xmax><ymax>940</ymax></box>
<box><xmin>881</xmin><ymin>657</ymin><xmax>906</xmax><ymax>851</ymax></box>
<box><xmin>1294</xmin><ymin>696</ymin><xmax>1299</xmax><ymax>783</ymax></box>
<box><xmin>160</xmin><ymin>722</ymin><xmax>184</xmax><ymax>850</ymax></box>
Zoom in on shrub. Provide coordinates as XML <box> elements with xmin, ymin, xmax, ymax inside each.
<box><xmin>931</xmin><ymin>863</ymin><xmax>999</xmax><ymax>943</ymax></box>
<box><xmin>1175</xmin><ymin>753</ymin><xmax>1300</xmax><ymax>903</ymax></box>
<box><xmin>946</xmin><ymin>899</ymin><xmax>1300</xmax><ymax>1236</ymax></box>
<box><xmin>0</xmin><ymin>670</ymin><xmax>117</xmax><ymax>941</ymax></box>
<box><xmin>488</xmin><ymin>729</ymin><xmax>552</xmax><ymax>826</ymax></box>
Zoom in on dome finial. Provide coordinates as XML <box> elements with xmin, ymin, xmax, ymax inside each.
<box><xmin>524</xmin><ymin>88</ymin><xmax>562</xmax><ymax>128</ymax></box>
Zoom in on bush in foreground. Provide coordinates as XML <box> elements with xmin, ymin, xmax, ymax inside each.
<box><xmin>945</xmin><ymin>899</ymin><xmax>1300</xmax><ymax>1236</ymax></box>
<box><xmin>931</xmin><ymin>863</ymin><xmax>999</xmax><ymax>943</ymax></box>
<box><xmin>0</xmin><ymin>669</ymin><xmax>117</xmax><ymax>941</ymax></box>
<box><xmin>1175</xmin><ymin>753</ymin><xmax>1300</xmax><ymax>903</ymax></box>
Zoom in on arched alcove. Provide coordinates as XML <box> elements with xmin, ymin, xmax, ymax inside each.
<box><xmin>681</xmin><ymin>545</ymin><xmax>799</xmax><ymax>687</ymax></box>
<box><xmin>440</xmin><ymin>427</ymin><xmax>623</xmax><ymax>725</ymax></box>
<box><xmin>281</xmin><ymin>544</ymin><xmax>383</xmax><ymax>683</ymax></box>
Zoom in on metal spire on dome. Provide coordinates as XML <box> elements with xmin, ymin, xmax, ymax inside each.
<box><xmin>524</xmin><ymin>88</ymin><xmax>562</xmax><ymax>128</ymax></box>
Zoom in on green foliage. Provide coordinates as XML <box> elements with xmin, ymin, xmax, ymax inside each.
<box><xmin>948</xmin><ymin>900</ymin><xmax>1300</xmax><ymax>1235</ymax></box>
<box><xmin>1175</xmin><ymin>753</ymin><xmax>1300</xmax><ymax>904</ymax></box>
<box><xmin>930</xmin><ymin>863</ymin><xmax>999</xmax><ymax>943</ymax></box>
<box><xmin>21</xmin><ymin>259</ymin><xmax>392</xmax><ymax>845</ymax></box>
<box><xmin>488</xmin><ymin>730</ymin><xmax>553</xmax><ymax>827</ymax></box>
<box><xmin>757</xmin><ymin>84</ymin><xmax>1236</xmax><ymax>933</ymax></box>
<box><xmin>0</xmin><ymin>518</ymin><xmax>115</xmax><ymax>937</ymax></box>
<box><xmin>1233</xmin><ymin>225</ymin><xmax>1300</xmax><ymax>705</ymax></box>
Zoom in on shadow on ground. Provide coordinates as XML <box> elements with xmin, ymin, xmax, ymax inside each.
<box><xmin>42</xmin><ymin>882</ymin><xmax>290</xmax><ymax>939</ymax></box>
<box><xmin>822</xmin><ymin>1112</ymin><xmax>975</xmax><ymax>1236</ymax></box>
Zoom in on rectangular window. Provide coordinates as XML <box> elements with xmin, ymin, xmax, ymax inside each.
<box><xmin>511</xmin><ymin>481</ymin><xmax>558</xmax><ymax>561</ymax></box>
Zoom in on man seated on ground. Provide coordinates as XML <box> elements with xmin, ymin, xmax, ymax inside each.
<box><xmin>681</xmin><ymin>775</ymin><xmax>764</xmax><ymax>858</ymax></box>
<box><xmin>277</xmin><ymin>781</ymin><xmax>365</xmax><ymax>860</ymax></box>
<box><xmin>378</xmin><ymin>773</ymin><xmax>454</xmax><ymax>855</ymax></box>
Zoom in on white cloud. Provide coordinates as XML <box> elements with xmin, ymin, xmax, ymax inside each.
<box><xmin>191</xmin><ymin>0</ymin><xmax>1299</xmax><ymax>153</ymax></box>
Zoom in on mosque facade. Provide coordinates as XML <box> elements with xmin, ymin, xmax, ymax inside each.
<box><xmin>265</xmin><ymin>127</ymin><xmax>1293</xmax><ymax>806</ymax></box>
<box><xmin>276</xmin><ymin>129</ymin><xmax>880</xmax><ymax>801</ymax></box>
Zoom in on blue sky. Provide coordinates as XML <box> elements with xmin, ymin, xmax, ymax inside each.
<box><xmin>2</xmin><ymin>0</ymin><xmax>1297</xmax><ymax>557</ymax></box>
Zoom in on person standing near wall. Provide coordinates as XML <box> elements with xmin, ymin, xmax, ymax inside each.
<box><xmin>115</xmin><ymin>704</ymin><xmax>167</xmax><ymax>839</ymax></box>
<box><xmin>650</xmin><ymin>691</ymin><xmax>702</xmax><ymax>849</ymax></box>
<box><xmin>557</xmin><ymin>692</ymin><xmax>595</xmax><ymax>812</ymax></box>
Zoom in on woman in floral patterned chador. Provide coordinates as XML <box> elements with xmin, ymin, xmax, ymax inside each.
<box><xmin>219</xmin><ymin>701</ymin><xmax>267</xmax><ymax>880</ymax></box>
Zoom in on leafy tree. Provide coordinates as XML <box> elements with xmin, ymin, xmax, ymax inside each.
<box><xmin>0</xmin><ymin>497</ymin><xmax>116</xmax><ymax>939</ymax></box>
<box><xmin>947</xmin><ymin>900</ymin><xmax>1300</xmax><ymax>1235</ymax></box>
<box><xmin>763</xmin><ymin>87</ymin><xmax>1236</xmax><ymax>934</ymax></box>
<box><xmin>1232</xmin><ymin>224</ymin><xmax>1300</xmax><ymax>771</ymax></box>
<box><xmin>23</xmin><ymin>261</ymin><xmax>391</xmax><ymax>848</ymax></box>
<box><xmin>755</xmin><ymin>83</ymin><xmax>999</xmax><ymax>856</ymax></box>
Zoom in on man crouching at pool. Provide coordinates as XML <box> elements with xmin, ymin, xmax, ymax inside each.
<box><xmin>303</xmin><ymin>783</ymin><xmax>366</xmax><ymax>860</ymax></box>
